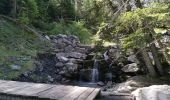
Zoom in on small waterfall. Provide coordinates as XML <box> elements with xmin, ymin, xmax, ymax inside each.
<box><xmin>108</xmin><ymin>64</ymin><xmax>112</xmax><ymax>81</ymax></box>
<box><xmin>91</xmin><ymin>59</ymin><xmax>99</xmax><ymax>82</ymax></box>
<box><xmin>103</xmin><ymin>51</ymin><xmax>109</xmax><ymax>61</ymax></box>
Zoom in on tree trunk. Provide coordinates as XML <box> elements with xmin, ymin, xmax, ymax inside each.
<box><xmin>141</xmin><ymin>48</ymin><xmax>157</xmax><ymax>77</ymax></box>
<box><xmin>150</xmin><ymin>43</ymin><xmax>164</xmax><ymax>75</ymax></box>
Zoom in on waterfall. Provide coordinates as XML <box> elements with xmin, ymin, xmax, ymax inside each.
<box><xmin>91</xmin><ymin>59</ymin><xmax>99</xmax><ymax>82</ymax></box>
<box><xmin>108</xmin><ymin>64</ymin><xmax>112</xmax><ymax>81</ymax></box>
<box><xmin>103</xmin><ymin>51</ymin><xmax>109</xmax><ymax>61</ymax></box>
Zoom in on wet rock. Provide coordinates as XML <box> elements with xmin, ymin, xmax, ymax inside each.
<box><xmin>132</xmin><ymin>85</ymin><xmax>170</xmax><ymax>100</ymax></box>
<box><xmin>80</xmin><ymin>69</ymin><xmax>93</xmax><ymax>82</ymax></box>
<box><xmin>107</xmin><ymin>81</ymin><xmax>113</xmax><ymax>87</ymax></box>
<box><xmin>48</xmin><ymin>75</ymin><xmax>54</xmax><ymax>82</ymax></box>
<box><xmin>97</xmin><ymin>81</ymin><xmax>105</xmax><ymax>86</ymax></box>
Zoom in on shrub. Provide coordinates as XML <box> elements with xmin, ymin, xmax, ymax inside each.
<box><xmin>48</xmin><ymin>20</ymin><xmax>92</xmax><ymax>44</ymax></box>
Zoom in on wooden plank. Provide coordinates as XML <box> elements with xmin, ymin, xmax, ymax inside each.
<box><xmin>10</xmin><ymin>83</ymin><xmax>54</xmax><ymax>97</ymax></box>
<box><xmin>0</xmin><ymin>80</ymin><xmax>9</xmax><ymax>84</ymax></box>
<box><xmin>38</xmin><ymin>85</ymin><xmax>77</xmax><ymax>100</ymax></box>
<box><xmin>59</xmin><ymin>87</ymin><xmax>89</xmax><ymax>100</ymax></box>
<box><xmin>76</xmin><ymin>88</ymin><xmax>95</xmax><ymax>100</ymax></box>
<box><xmin>86</xmin><ymin>88</ymin><xmax>101</xmax><ymax>100</ymax></box>
<box><xmin>50</xmin><ymin>86</ymin><xmax>78</xmax><ymax>100</ymax></box>
<box><xmin>3</xmin><ymin>83</ymin><xmax>33</xmax><ymax>93</ymax></box>
<box><xmin>37</xmin><ymin>85</ymin><xmax>66</xmax><ymax>99</ymax></box>
<box><xmin>0</xmin><ymin>80</ymin><xmax>100</xmax><ymax>100</ymax></box>
<box><xmin>0</xmin><ymin>81</ymin><xmax>26</xmax><ymax>92</ymax></box>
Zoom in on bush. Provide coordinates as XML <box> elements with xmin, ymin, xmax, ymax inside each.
<box><xmin>48</xmin><ymin>20</ymin><xmax>92</xmax><ymax>44</ymax></box>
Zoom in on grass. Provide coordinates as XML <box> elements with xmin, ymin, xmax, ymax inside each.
<box><xmin>0</xmin><ymin>18</ymin><xmax>51</xmax><ymax>80</ymax></box>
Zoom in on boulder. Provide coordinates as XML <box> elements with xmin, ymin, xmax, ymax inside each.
<box><xmin>97</xmin><ymin>81</ymin><xmax>105</xmax><ymax>86</ymax></box>
<box><xmin>127</xmin><ymin>55</ymin><xmax>139</xmax><ymax>64</ymax></box>
<box><xmin>55</xmin><ymin>62</ymin><xmax>64</xmax><ymax>67</ymax></box>
<box><xmin>56</xmin><ymin>52</ymin><xmax>87</xmax><ymax>59</ymax></box>
<box><xmin>65</xmin><ymin>62</ymin><xmax>78</xmax><ymax>72</ymax></box>
<box><xmin>132</xmin><ymin>85</ymin><xmax>170</xmax><ymax>100</ymax></box>
<box><xmin>57</xmin><ymin>56</ymin><xmax>69</xmax><ymax>62</ymax></box>
<box><xmin>121</xmin><ymin>63</ymin><xmax>139</xmax><ymax>73</ymax></box>
<box><xmin>105</xmin><ymin>76</ymin><xmax>149</xmax><ymax>94</ymax></box>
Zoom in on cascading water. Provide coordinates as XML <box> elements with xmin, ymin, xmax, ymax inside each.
<box><xmin>108</xmin><ymin>64</ymin><xmax>112</xmax><ymax>81</ymax></box>
<box><xmin>91</xmin><ymin>59</ymin><xmax>99</xmax><ymax>82</ymax></box>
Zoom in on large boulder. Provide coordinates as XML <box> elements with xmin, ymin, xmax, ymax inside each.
<box><xmin>121</xmin><ymin>63</ymin><xmax>139</xmax><ymax>73</ymax></box>
<box><xmin>104</xmin><ymin>76</ymin><xmax>150</xmax><ymax>94</ymax></box>
<box><xmin>127</xmin><ymin>55</ymin><xmax>139</xmax><ymax>64</ymax></box>
<box><xmin>132</xmin><ymin>85</ymin><xmax>170</xmax><ymax>100</ymax></box>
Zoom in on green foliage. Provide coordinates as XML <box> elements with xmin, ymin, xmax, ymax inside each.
<box><xmin>0</xmin><ymin>19</ymin><xmax>51</xmax><ymax>79</ymax></box>
<box><xmin>114</xmin><ymin>3</ymin><xmax>170</xmax><ymax>49</ymax></box>
<box><xmin>17</xmin><ymin>0</ymin><xmax>39</xmax><ymax>24</ymax></box>
<box><xmin>67</xmin><ymin>21</ymin><xmax>92</xmax><ymax>44</ymax></box>
<box><xmin>47</xmin><ymin>0</ymin><xmax>76</xmax><ymax>21</ymax></box>
<box><xmin>48</xmin><ymin>20</ymin><xmax>92</xmax><ymax>44</ymax></box>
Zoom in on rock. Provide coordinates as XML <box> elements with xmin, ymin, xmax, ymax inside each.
<box><xmin>10</xmin><ymin>64</ymin><xmax>21</xmax><ymax>70</ymax></box>
<box><xmin>14</xmin><ymin>34</ymin><xmax>91</xmax><ymax>84</ymax></box>
<box><xmin>75</xmin><ymin>47</ymin><xmax>87</xmax><ymax>53</ymax></box>
<box><xmin>121</xmin><ymin>63</ymin><xmax>139</xmax><ymax>73</ymax></box>
<box><xmin>55</xmin><ymin>62</ymin><xmax>64</xmax><ymax>67</ymax></box>
<box><xmin>64</xmin><ymin>45</ymin><xmax>74</xmax><ymax>52</ymax></box>
<box><xmin>106</xmin><ymin>76</ymin><xmax>149</xmax><ymax>94</ymax></box>
<box><xmin>48</xmin><ymin>75</ymin><xmax>54</xmax><ymax>82</ymax></box>
<box><xmin>56</xmin><ymin>52</ymin><xmax>87</xmax><ymax>59</ymax></box>
<box><xmin>103</xmin><ymin>51</ymin><xmax>109</xmax><ymax>61</ymax></box>
<box><xmin>69</xmin><ymin>52</ymin><xmax>87</xmax><ymax>59</ymax></box>
<box><xmin>105</xmin><ymin>73</ymin><xmax>116</xmax><ymax>82</ymax></box>
<box><xmin>65</xmin><ymin>63</ymin><xmax>78</xmax><ymax>71</ymax></box>
<box><xmin>97</xmin><ymin>81</ymin><xmax>105</xmax><ymax>86</ymax></box>
<box><xmin>127</xmin><ymin>55</ymin><xmax>139</xmax><ymax>64</ymax></box>
<box><xmin>57</xmin><ymin>56</ymin><xmax>69</xmax><ymax>62</ymax></box>
<box><xmin>148</xmin><ymin>52</ymin><xmax>154</xmax><ymax>60</ymax></box>
<box><xmin>80</xmin><ymin>69</ymin><xmax>93</xmax><ymax>82</ymax></box>
<box><xmin>107</xmin><ymin>81</ymin><xmax>113</xmax><ymax>87</ymax></box>
<box><xmin>45</xmin><ymin>35</ymin><xmax>50</xmax><ymax>40</ymax></box>
<box><xmin>58</xmin><ymin>71</ymin><xmax>66</xmax><ymax>75</ymax></box>
<box><xmin>132</xmin><ymin>85</ymin><xmax>170</xmax><ymax>100</ymax></box>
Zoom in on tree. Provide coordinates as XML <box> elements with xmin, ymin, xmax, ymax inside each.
<box><xmin>113</xmin><ymin>3</ymin><xmax>170</xmax><ymax>76</ymax></box>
